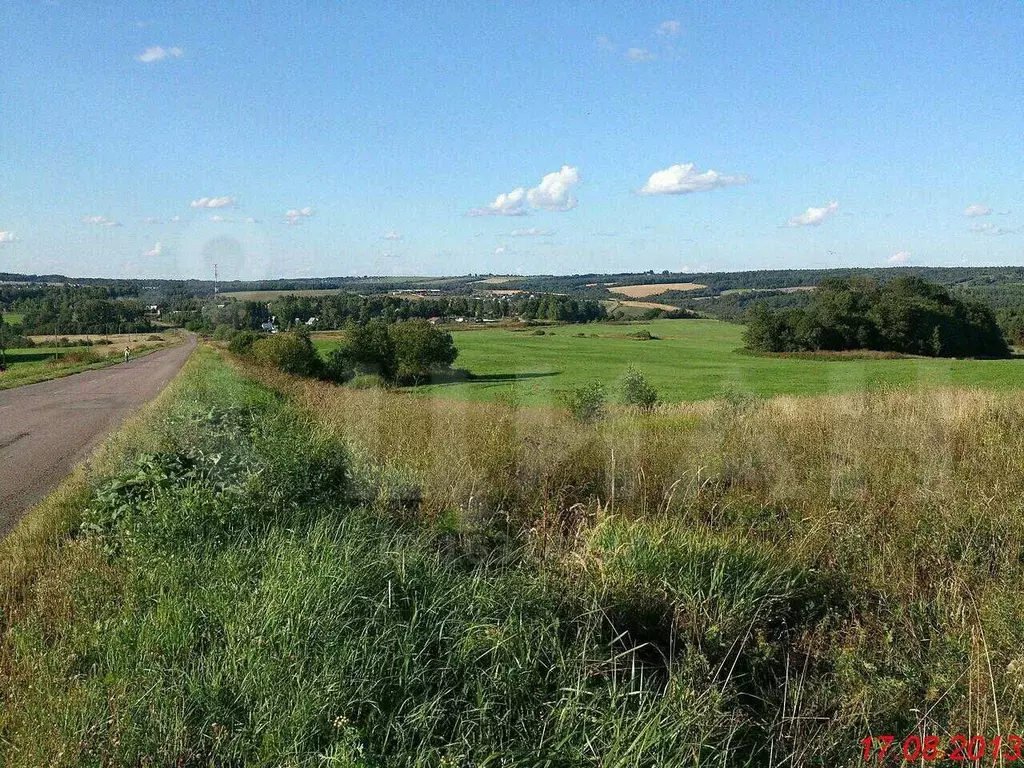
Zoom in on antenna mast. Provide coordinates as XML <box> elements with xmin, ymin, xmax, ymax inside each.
<box><xmin>214</xmin><ymin>263</ymin><xmax>219</xmax><ymax>297</ymax></box>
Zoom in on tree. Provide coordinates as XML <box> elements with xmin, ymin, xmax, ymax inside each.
<box><xmin>389</xmin><ymin>319</ymin><xmax>459</xmax><ymax>385</ymax></box>
<box><xmin>326</xmin><ymin>319</ymin><xmax>396</xmax><ymax>382</ymax></box>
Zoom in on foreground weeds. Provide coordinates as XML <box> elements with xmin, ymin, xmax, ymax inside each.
<box><xmin>4</xmin><ymin>348</ymin><xmax>1024</xmax><ymax>766</ymax></box>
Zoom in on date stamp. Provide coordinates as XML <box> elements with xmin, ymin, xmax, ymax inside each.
<box><xmin>862</xmin><ymin>734</ymin><xmax>1023</xmax><ymax>762</ymax></box>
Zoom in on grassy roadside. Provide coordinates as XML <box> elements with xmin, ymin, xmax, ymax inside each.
<box><xmin>0</xmin><ymin>334</ymin><xmax>182</xmax><ymax>391</ymax></box>
<box><xmin>5</xmin><ymin>345</ymin><xmax>1024</xmax><ymax>765</ymax></box>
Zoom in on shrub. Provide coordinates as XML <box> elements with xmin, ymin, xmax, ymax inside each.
<box><xmin>533</xmin><ymin>329</ymin><xmax>546</xmax><ymax>336</ymax></box>
<box><xmin>628</xmin><ymin>330</ymin><xmax>657</xmax><ymax>340</ymax></box>
<box><xmin>328</xmin><ymin>319</ymin><xmax>396</xmax><ymax>382</ymax></box>
<box><xmin>619</xmin><ymin>366</ymin><xmax>659</xmax><ymax>410</ymax></box>
<box><xmin>559</xmin><ymin>381</ymin><xmax>606</xmax><ymax>423</ymax></box>
<box><xmin>212</xmin><ymin>325</ymin><xmax>236</xmax><ymax>342</ymax></box>
<box><xmin>228</xmin><ymin>330</ymin><xmax>263</xmax><ymax>355</ymax></box>
<box><xmin>249</xmin><ymin>331</ymin><xmax>323</xmax><ymax>377</ymax></box>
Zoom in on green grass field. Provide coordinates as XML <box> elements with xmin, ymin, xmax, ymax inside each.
<box><xmin>316</xmin><ymin>318</ymin><xmax>1024</xmax><ymax>404</ymax></box>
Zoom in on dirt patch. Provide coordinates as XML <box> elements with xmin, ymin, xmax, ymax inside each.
<box><xmin>617</xmin><ymin>300</ymin><xmax>677</xmax><ymax>311</ymax></box>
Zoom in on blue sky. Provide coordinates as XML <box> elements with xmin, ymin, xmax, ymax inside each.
<box><xmin>1</xmin><ymin>1</ymin><xmax>1021</xmax><ymax>280</ymax></box>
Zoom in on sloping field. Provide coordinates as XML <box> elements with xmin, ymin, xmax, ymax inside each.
<box><xmin>615</xmin><ymin>299</ymin><xmax>677</xmax><ymax>311</ymax></box>
<box><xmin>397</xmin><ymin>319</ymin><xmax>1024</xmax><ymax>404</ymax></box>
<box><xmin>607</xmin><ymin>282</ymin><xmax>706</xmax><ymax>297</ymax></box>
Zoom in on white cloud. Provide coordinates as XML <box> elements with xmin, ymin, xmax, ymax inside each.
<box><xmin>82</xmin><ymin>215</ymin><xmax>122</xmax><ymax>227</ymax></box>
<box><xmin>209</xmin><ymin>215</ymin><xmax>232</xmax><ymax>223</ymax></box>
<box><xmin>190</xmin><ymin>196</ymin><xmax>235</xmax><ymax>209</ymax></box>
<box><xmin>527</xmin><ymin>165</ymin><xmax>581</xmax><ymax>211</ymax></box>
<box><xmin>468</xmin><ymin>187</ymin><xmax>527</xmax><ymax>217</ymax></box>
<box><xmin>494</xmin><ymin>245</ymin><xmax>508</xmax><ymax>255</ymax></box>
<box><xmin>382</xmin><ymin>231</ymin><xmax>403</xmax><ymax>240</ymax></box>
<box><xmin>510</xmin><ymin>227</ymin><xmax>554</xmax><ymax>237</ymax></box>
<box><xmin>0</xmin><ymin>231</ymin><xmax>16</xmax><ymax>243</ymax></box>
<box><xmin>656</xmin><ymin>20</ymin><xmax>681</xmax><ymax>36</ymax></box>
<box><xmin>285</xmin><ymin>206</ymin><xmax>313</xmax><ymax>225</ymax></box>
<box><xmin>137</xmin><ymin>45</ymin><xmax>184</xmax><ymax>63</ymax></box>
<box><xmin>626</xmin><ymin>47</ymin><xmax>656</xmax><ymax>63</ymax></box>
<box><xmin>245</xmin><ymin>217</ymin><xmax>260</xmax><ymax>224</ymax></box>
<box><xmin>889</xmin><ymin>251</ymin><xmax>910</xmax><ymax>264</ymax></box>
<box><xmin>143</xmin><ymin>242</ymin><xmax>162</xmax><ymax>258</ymax></box>
<box><xmin>786</xmin><ymin>200</ymin><xmax>839</xmax><ymax>227</ymax></box>
<box><xmin>596</xmin><ymin>36</ymin><xmax>616</xmax><ymax>52</ymax></box>
<box><xmin>382</xmin><ymin>251</ymin><xmax>400</xmax><ymax>258</ymax></box>
<box><xmin>170</xmin><ymin>215</ymin><xmax>182</xmax><ymax>222</ymax></box>
<box><xmin>638</xmin><ymin>163</ymin><xmax>749</xmax><ymax>195</ymax></box>
<box><xmin>964</xmin><ymin>204</ymin><xmax>991</xmax><ymax>217</ymax></box>
<box><xmin>144</xmin><ymin>216</ymin><xmax>161</xmax><ymax>224</ymax></box>
<box><xmin>970</xmin><ymin>222</ymin><xmax>1016</xmax><ymax>236</ymax></box>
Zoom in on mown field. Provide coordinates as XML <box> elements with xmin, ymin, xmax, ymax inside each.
<box><xmin>1</xmin><ymin>334</ymin><xmax>176</xmax><ymax>390</ymax></box>
<box><xmin>5</xmin><ymin>344</ymin><xmax>1024</xmax><ymax>765</ymax></box>
<box><xmin>316</xmin><ymin>319</ymin><xmax>1024</xmax><ymax>404</ymax></box>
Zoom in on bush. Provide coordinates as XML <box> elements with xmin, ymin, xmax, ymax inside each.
<box><xmin>628</xmin><ymin>330</ymin><xmax>657</xmax><ymax>340</ymax></box>
<box><xmin>326</xmin><ymin>319</ymin><xmax>396</xmax><ymax>383</ymax></box>
<box><xmin>249</xmin><ymin>331</ymin><xmax>323</xmax><ymax>377</ymax></box>
<box><xmin>559</xmin><ymin>381</ymin><xmax>606</xmax><ymax>423</ymax></box>
<box><xmin>533</xmin><ymin>329</ymin><xmax>546</xmax><ymax>335</ymax></box>
<box><xmin>212</xmin><ymin>325</ymin><xmax>236</xmax><ymax>342</ymax></box>
<box><xmin>228</xmin><ymin>330</ymin><xmax>263</xmax><ymax>355</ymax></box>
<box><xmin>619</xmin><ymin>366</ymin><xmax>659</xmax><ymax>410</ymax></box>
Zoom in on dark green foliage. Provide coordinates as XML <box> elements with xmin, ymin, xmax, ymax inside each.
<box><xmin>325</xmin><ymin>319</ymin><xmax>396</xmax><ymax>382</ymax></box>
<box><xmin>326</xmin><ymin>319</ymin><xmax>458</xmax><ymax>385</ymax></box>
<box><xmin>744</xmin><ymin>277</ymin><xmax>1011</xmax><ymax>358</ymax></box>
<box><xmin>249</xmin><ymin>330</ymin><xmax>323</xmax><ymax>377</ymax></box>
<box><xmin>389</xmin><ymin>319</ymin><xmax>459</xmax><ymax>384</ymax></box>
<box><xmin>227</xmin><ymin>329</ymin><xmax>263</xmax><ymax>355</ymax></box>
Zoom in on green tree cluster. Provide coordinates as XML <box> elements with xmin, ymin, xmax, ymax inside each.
<box><xmin>323</xmin><ymin>319</ymin><xmax>459</xmax><ymax>385</ymax></box>
<box><xmin>743</xmin><ymin>276</ymin><xmax>1010</xmax><ymax>358</ymax></box>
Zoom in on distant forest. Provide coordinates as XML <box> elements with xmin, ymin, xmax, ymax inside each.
<box><xmin>6</xmin><ymin>265</ymin><xmax>1024</xmax><ymax>342</ymax></box>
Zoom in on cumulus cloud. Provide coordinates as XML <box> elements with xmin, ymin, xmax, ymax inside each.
<box><xmin>889</xmin><ymin>251</ymin><xmax>910</xmax><ymax>264</ymax></box>
<box><xmin>656</xmin><ymin>20</ymin><xmax>681</xmax><ymax>36</ymax></box>
<box><xmin>285</xmin><ymin>206</ymin><xmax>313</xmax><ymax>225</ymax></box>
<box><xmin>494</xmin><ymin>245</ymin><xmax>508</xmax><ymax>255</ymax></box>
<box><xmin>0</xmin><ymin>230</ymin><xmax>16</xmax><ymax>243</ymax></box>
<box><xmin>468</xmin><ymin>187</ymin><xmax>527</xmax><ymax>217</ymax></box>
<box><xmin>638</xmin><ymin>163</ymin><xmax>749</xmax><ymax>195</ymax></box>
<box><xmin>470</xmin><ymin>166</ymin><xmax>581</xmax><ymax>216</ymax></box>
<box><xmin>82</xmin><ymin>215</ymin><xmax>122</xmax><ymax>227</ymax></box>
<box><xmin>625</xmin><ymin>47</ymin><xmax>656</xmax><ymax>62</ymax></box>
<box><xmin>143</xmin><ymin>242</ymin><xmax>163</xmax><ymax>258</ymax></box>
<box><xmin>190</xmin><ymin>196</ymin><xmax>235</xmax><ymax>209</ymax></box>
<box><xmin>510</xmin><ymin>227</ymin><xmax>554</xmax><ymax>237</ymax></box>
<box><xmin>786</xmin><ymin>201</ymin><xmax>839</xmax><ymax>227</ymax></box>
<box><xmin>382</xmin><ymin>231</ymin><xmax>403</xmax><ymax>240</ymax></box>
<box><xmin>137</xmin><ymin>45</ymin><xmax>184</xmax><ymax>63</ymax></box>
<box><xmin>964</xmin><ymin>204</ymin><xmax>992</xmax><ymax>217</ymax></box>
<box><xmin>527</xmin><ymin>165</ymin><xmax>581</xmax><ymax>211</ymax></box>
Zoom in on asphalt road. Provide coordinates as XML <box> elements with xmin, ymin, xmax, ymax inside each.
<box><xmin>0</xmin><ymin>337</ymin><xmax>196</xmax><ymax>538</ymax></box>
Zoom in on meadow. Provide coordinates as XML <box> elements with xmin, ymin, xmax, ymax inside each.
<box><xmin>317</xmin><ymin>319</ymin><xmax>1024</xmax><ymax>405</ymax></box>
<box><xmin>5</xmin><ymin>344</ymin><xmax>1024</xmax><ymax>765</ymax></box>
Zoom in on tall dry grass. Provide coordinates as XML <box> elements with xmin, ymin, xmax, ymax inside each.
<box><xmin>246</xmin><ymin>362</ymin><xmax>1024</xmax><ymax>752</ymax></box>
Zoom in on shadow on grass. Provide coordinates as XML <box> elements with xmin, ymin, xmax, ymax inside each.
<box><xmin>429</xmin><ymin>371</ymin><xmax>561</xmax><ymax>386</ymax></box>
<box><xmin>3</xmin><ymin>351</ymin><xmax>66</xmax><ymax>365</ymax></box>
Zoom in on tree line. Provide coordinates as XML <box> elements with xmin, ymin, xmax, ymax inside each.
<box><xmin>743</xmin><ymin>276</ymin><xmax>1010</xmax><ymax>358</ymax></box>
<box><xmin>1</xmin><ymin>285</ymin><xmax>152</xmax><ymax>336</ymax></box>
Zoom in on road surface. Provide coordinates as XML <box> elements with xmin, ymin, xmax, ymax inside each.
<box><xmin>0</xmin><ymin>337</ymin><xmax>196</xmax><ymax>538</ymax></box>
